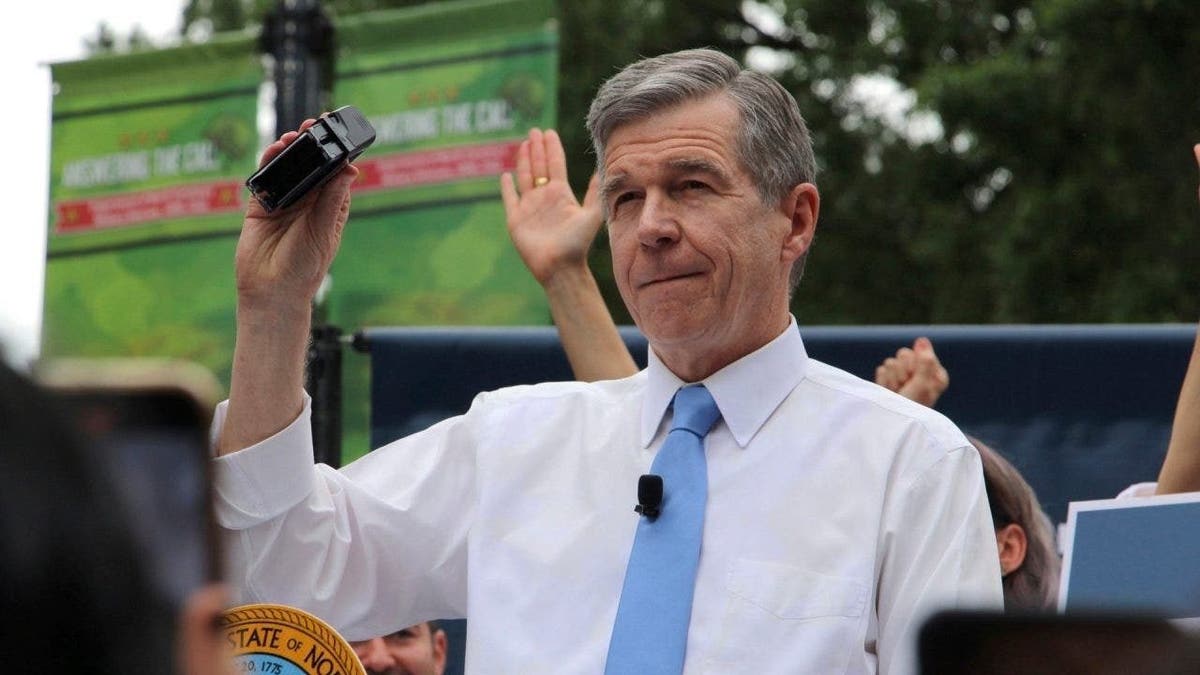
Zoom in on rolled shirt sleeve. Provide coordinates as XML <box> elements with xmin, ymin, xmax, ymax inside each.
<box><xmin>212</xmin><ymin>395</ymin><xmax>318</xmax><ymax>529</ymax></box>
<box><xmin>211</xmin><ymin>392</ymin><xmax>477</xmax><ymax>640</ymax></box>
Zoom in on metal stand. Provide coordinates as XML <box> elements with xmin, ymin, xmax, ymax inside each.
<box><xmin>305</xmin><ymin>324</ymin><xmax>343</xmax><ymax>467</ymax></box>
<box><xmin>260</xmin><ymin>1</ymin><xmax>340</xmax><ymax>465</ymax></box>
<box><xmin>260</xmin><ymin>0</ymin><xmax>334</xmax><ymax>136</ymax></box>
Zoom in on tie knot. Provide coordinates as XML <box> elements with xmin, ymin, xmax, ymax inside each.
<box><xmin>670</xmin><ymin>385</ymin><xmax>721</xmax><ymax>437</ymax></box>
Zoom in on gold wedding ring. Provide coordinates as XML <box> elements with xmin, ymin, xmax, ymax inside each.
<box><xmin>534</xmin><ymin>176</ymin><xmax>550</xmax><ymax>187</ymax></box>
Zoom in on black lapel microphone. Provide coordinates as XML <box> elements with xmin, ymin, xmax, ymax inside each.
<box><xmin>634</xmin><ymin>474</ymin><xmax>663</xmax><ymax>520</ymax></box>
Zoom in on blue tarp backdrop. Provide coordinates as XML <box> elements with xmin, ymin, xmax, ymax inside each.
<box><xmin>362</xmin><ymin>323</ymin><xmax>1195</xmax><ymax>524</ymax></box>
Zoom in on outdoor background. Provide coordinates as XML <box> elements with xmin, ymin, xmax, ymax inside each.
<box><xmin>158</xmin><ymin>0</ymin><xmax>1200</xmax><ymax>329</ymax></box>
<box><xmin>7</xmin><ymin>0</ymin><xmax>1200</xmax><ymax>411</ymax></box>
<box><xmin>9</xmin><ymin>0</ymin><xmax>1200</xmax><ymax>369</ymax></box>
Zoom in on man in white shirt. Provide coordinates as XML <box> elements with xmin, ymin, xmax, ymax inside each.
<box><xmin>214</xmin><ymin>48</ymin><xmax>1001</xmax><ymax>674</ymax></box>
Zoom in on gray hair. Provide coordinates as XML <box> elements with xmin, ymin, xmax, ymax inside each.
<box><xmin>586</xmin><ymin>48</ymin><xmax>817</xmax><ymax>289</ymax></box>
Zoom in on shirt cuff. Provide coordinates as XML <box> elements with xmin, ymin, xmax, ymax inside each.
<box><xmin>1115</xmin><ymin>481</ymin><xmax>1158</xmax><ymax>499</ymax></box>
<box><xmin>211</xmin><ymin>392</ymin><xmax>316</xmax><ymax>529</ymax></box>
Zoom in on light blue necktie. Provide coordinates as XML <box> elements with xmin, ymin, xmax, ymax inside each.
<box><xmin>605</xmin><ymin>384</ymin><xmax>721</xmax><ymax>675</ymax></box>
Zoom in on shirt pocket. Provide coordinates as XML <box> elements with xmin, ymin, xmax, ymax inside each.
<box><xmin>703</xmin><ymin>558</ymin><xmax>870</xmax><ymax>675</ymax></box>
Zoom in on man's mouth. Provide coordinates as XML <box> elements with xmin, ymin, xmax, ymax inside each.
<box><xmin>639</xmin><ymin>272</ymin><xmax>702</xmax><ymax>288</ymax></box>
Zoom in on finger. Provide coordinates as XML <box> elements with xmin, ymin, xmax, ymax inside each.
<box><xmin>878</xmin><ymin>358</ymin><xmax>901</xmax><ymax>390</ymax></box>
<box><xmin>896</xmin><ymin>347</ymin><xmax>917</xmax><ymax>374</ymax></box>
<box><xmin>500</xmin><ymin>172</ymin><xmax>519</xmax><ymax>222</ymax></box>
<box><xmin>912</xmin><ymin>338</ymin><xmax>945</xmax><ymax>374</ymax></box>
<box><xmin>1194</xmin><ymin>144</ymin><xmax>1200</xmax><ymax>202</ymax></box>
<box><xmin>279</xmin><ymin>120</ymin><xmax>316</xmax><ymax>149</ymax></box>
<box><xmin>582</xmin><ymin>173</ymin><xmax>601</xmax><ymax>210</ymax></box>
<box><xmin>881</xmin><ymin>368</ymin><xmax>900</xmax><ymax>391</ymax></box>
<box><xmin>529</xmin><ymin>128</ymin><xmax>548</xmax><ymax>185</ymax></box>
<box><xmin>913</xmin><ymin>336</ymin><xmax>935</xmax><ymax>356</ymax></box>
<box><xmin>913</xmin><ymin>351</ymin><xmax>940</xmax><ymax>380</ymax></box>
<box><xmin>577</xmin><ymin>174</ymin><xmax>606</xmax><ymax>240</ymax></box>
<box><xmin>911</xmin><ymin>353</ymin><xmax>949</xmax><ymax>402</ymax></box>
<box><xmin>546</xmin><ymin>129</ymin><xmax>569</xmax><ymax>182</ymax></box>
<box><xmin>257</xmin><ymin>131</ymin><xmax>301</xmax><ymax>167</ymax></box>
<box><xmin>875</xmin><ymin>365</ymin><xmax>893</xmax><ymax>390</ymax></box>
<box><xmin>258</xmin><ymin>141</ymin><xmax>284</xmax><ymax>168</ymax></box>
<box><xmin>256</xmin><ymin>118</ymin><xmax>317</xmax><ymax>167</ymax></box>
<box><xmin>515</xmin><ymin>138</ymin><xmax>533</xmax><ymax>194</ymax></box>
<box><xmin>304</xmin><ymin>165</ymin><xmax>359</xmax><ymax>232</ymax></box>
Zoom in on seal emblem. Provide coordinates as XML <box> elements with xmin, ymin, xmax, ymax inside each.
<box><xmin>222</xmin><ymin>603</ymin><xmax>366</xmax><ymax>675</ymax></box>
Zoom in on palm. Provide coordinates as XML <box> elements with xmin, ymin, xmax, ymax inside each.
<box><xmin>500</xmin><ymin>129</ymin><xmax>603</xmax><ymax>285</ymax></box>
<box><xmin>506</xmin><ymin>175</ymin><xmax>601</xmax><ymax>283</ymax></box>
<box><xmin>234</xmin><ymin>121</ymin><xmax>356</xmax><ymax>306</ymax></box>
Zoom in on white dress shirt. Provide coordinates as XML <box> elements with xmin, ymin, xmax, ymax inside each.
<box><xmin>213</xmin><ymin>319</ymin><xmax>1002</xmax><ymax>674</ymax></box>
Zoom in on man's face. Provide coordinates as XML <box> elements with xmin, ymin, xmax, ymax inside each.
<box><xmin>602</xmin><ymin>94</ymin><xmax>811</xmax><ymax>378</ymax></box>
<box><xmin>350</xmin><ymin>623</ymin><xmax>447</xmax><ymax>675</ymax></box>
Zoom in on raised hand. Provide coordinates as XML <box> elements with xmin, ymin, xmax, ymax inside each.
<box><xmin>219</xmin><ymin>118</ymin><xmax>359</xmax><ymax>455</ymax></box>
<box><xmin>500</xmin><ymin>128</ymin><xmax>602</xmax><ymax>286</ymax></box>
<box><xmin>1154</xmin><ymin>143</ymin><xmax>1200</xmax><ymax>493</ymax></box>
<box><xmin>875</xmin><ymin>337</ymin><xmax>950</xmax><ymax>408</ymax></box>
<box><xmin>235</xmin><ymin>118</ymin><xmax>359</xmax><ymax>313</ymax></box>
<box><xmin>497</xmin><ymin>128</ymin><xmax>637</xmax><ymax>382</ymax></box>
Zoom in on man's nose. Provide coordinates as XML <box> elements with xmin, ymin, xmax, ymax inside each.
<box><xmin>354</xmin><ymin>637</ymin><xmax>397</xmax><ymax>669</ymax></box>
<box><xmin>636</xmin><ymin>192</ymin><xmax>681</xmax><ymax>248</ymax></box>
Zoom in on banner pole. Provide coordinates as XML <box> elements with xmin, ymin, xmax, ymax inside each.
<box><xmin>261</xmin><ymin>0</ymin><xmax>341</xmax><ymax>465</ymax></box>
<box><xmin>260</xmin><ymin>0</ymin><xmax>334</xmax><ymax>137</ymax></box>
<box><xmin>305</xmin><ymin>324</ymin><xmax>343</xmax><ymax>468</ymax></box>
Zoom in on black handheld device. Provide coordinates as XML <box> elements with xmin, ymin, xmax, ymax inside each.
<box><xmin>38</xmin><ymin>359</ymin><xmax>223</xmax><ymax>615</ymax></box>
<box><xmin>247</xmin><ymin>105</ymin><xmax>376</xmax><ymax>213</ymax></box>
<box><xmin>918</xmin><ymin>610</ymin><xmax>1200</xmax><ymax>674</ymax></box>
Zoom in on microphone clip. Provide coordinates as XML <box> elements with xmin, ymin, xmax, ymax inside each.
<box><xmin>634</xmin><ymin>474</ymin><xmax>663</xmax><ymax>520</ymax></box>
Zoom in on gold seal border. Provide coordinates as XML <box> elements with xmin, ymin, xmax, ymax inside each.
<box><xmin>222</xmin><ymin>603</ymin><xmax>365</xmax><ymax>675</ymax></box>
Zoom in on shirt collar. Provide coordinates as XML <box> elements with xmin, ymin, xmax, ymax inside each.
<box><xmin>640</xmin><ymin>316</ymin><xmax>809</xmax><ymax>448</ymax></box>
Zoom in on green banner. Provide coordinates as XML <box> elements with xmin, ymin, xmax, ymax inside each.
<box><xmin>43</xmin><ymin>34</ymin><xmax>261</xmax><ymax>386</ymax></box>
<box><xmin>332</xmin><ymin>0</ymin><xmax>558</xmax><ymax>461</ymax></box>
<box><xmin>39</xmin><ymin>0</ymin><xmax>557</xmax><ymax>463</ymax></box>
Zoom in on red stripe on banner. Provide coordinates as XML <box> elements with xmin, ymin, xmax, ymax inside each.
<box><xmin>352</xmin><ymin>140</ymin><xmax>521</xmax><ymax>193</ymax></box>
<box><xmin>55</xmin><ymin>180</ymin><xmax>247</xmax><ymax>233</ymax></box>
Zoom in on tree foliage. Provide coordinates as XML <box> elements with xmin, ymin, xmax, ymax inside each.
<box><xmin>116</xmin><ymin>0</ymin><xmax>1200</xmax><ymax>324</ymax></box>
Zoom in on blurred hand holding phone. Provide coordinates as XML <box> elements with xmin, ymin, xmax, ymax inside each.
<box><xmin>37</xmin><ymin>358</ymin><xmax>223</xmax><ymax>613</ymax></box>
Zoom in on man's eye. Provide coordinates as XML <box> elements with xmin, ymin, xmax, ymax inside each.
<box><xmin>613</xmin><ymin>192</ymin><xmax>640</xmax><ymax>209</ymax></box>
<box><xmin>680</xmin><ymin>180</ymin><xmax>708</xmax><ymax>191</ymax></box>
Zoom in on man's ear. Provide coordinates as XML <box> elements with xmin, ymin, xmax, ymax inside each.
<box><xmin>779</xmin><ymin>182</ymin><xmax>819</xmax><ymax>265</ymax></box>
<box><xmin>995</xmin><ymin>523</ymin><xmax>1028</xmax><ymax>577</ymax></box>
<box><xmin>432</xmin><ymin>628</ymin><xmax>448</xmax><ymax>674</ymax></box>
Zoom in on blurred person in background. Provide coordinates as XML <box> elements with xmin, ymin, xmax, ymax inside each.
<box><xmin>973</xmin><ymin>437</ymin><xmax>1060</xmax><ymax>612</ymax></box>
<box><xmin>351</xmin><ymin>621</ymin><xmax>447</xmax><ymax>675</ymax></box>
<box><xmin>0</xmin><ymin>359</ymin><xmax>232</xmax><ymax>674</ymax></box>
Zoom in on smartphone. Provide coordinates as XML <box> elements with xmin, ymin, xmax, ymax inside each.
<box><xmin>246</xmin><ymin>105</ymin><xmax>376</xmax><ymax>213</ymax></box>
<box><xmin>38</xmin><ymin>359</ymin><xmax>223</xmax><ymax>613</ymax></box>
